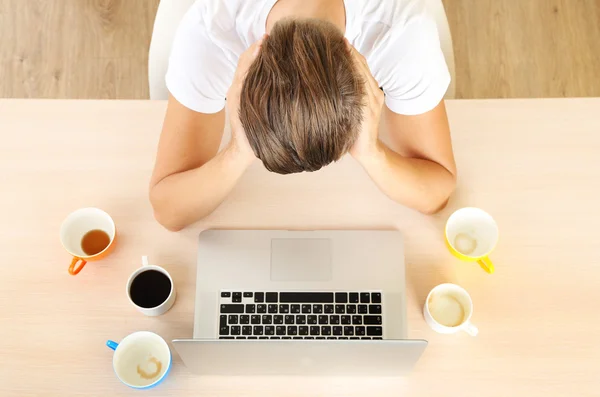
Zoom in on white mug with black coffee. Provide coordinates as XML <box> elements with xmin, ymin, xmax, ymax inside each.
<box><xmin>126</xmin><ymin>256</ymin><xmax>176</xmax><ymax>316</ymax></box>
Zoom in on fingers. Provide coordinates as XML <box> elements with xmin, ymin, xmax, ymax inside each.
<box><xmin>345</xmin><ymin>40</ymin><xmax>381</xmax><ymax>96</ymax></box>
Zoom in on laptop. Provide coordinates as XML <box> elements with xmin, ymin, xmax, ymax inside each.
<box><xmin>173</xmin><ymin>230</ymin><xmax>427</xmax><ymax>376</ymax></box>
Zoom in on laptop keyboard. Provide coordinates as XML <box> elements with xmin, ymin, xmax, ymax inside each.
<box><xmin>218</xmin><ymin>291</ymin><xmax>383</xmax><ymax>340</ymax></box>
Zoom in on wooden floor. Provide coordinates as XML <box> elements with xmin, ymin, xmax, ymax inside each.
<box><xmin>1</xmin><ymin>0</ymin><xmax>599</xmax><ymax>99</ymax></box>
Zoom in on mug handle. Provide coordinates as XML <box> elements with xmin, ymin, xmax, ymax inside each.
<box><xmin>68</xmin><ymin>257</ymin><xmax>87</xmax><ymax>275</ymax></box>
<box><xmin>477</xmin><ymin>256</ymin><xmax>495</xmax><ymax>274</ymax></box>
<box><xmin>106</xmin><ymin>340</ymin><xmax>119</xmax><ymax>350</ymax></box>
<box><xmin>463</xmin><ymin>322</ymin><xmax>479</xmax><ymax>336</ymax></box>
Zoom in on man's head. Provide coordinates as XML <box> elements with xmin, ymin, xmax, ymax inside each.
<box><xmin>239</xmin><ymin>19</ymin><xmax>365</xmax><ymax>174</ymax></box>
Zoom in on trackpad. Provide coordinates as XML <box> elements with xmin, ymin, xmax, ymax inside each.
<box><xmin>270</xmin><ymin>239</ymin><xmax>332</xmax><ymax>281</ymax></box>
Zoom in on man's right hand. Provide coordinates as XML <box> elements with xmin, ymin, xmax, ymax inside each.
<box><xmin>226</xmin><ymin>37</ymin><xmax>266</xmax><ymax>162</ymax></box>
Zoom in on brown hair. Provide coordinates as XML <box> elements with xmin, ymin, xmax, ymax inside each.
<box><xmin>239</xmin><ymin>19</ymin><xmax>365</xmax><ymax>174</ymax></box>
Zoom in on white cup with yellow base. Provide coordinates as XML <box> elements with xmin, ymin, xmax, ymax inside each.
<box><xmin>445</xmin><ymin>207</ymin><xmax>498</xmax><ymax>274</ymax></box>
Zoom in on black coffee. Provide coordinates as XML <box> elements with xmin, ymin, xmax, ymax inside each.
<box><xmin>129</xmin><ymin>270</ymin><xmax>172</xmax><ymax>308</ymax></box>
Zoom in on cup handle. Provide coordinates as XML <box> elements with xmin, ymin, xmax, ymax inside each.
<box><xmin>463</xmin><ymin>322</ymin><xmax>479</xmax><ymax>336</ymax></box>
<box><xmin>477</xmin><ymin>256</ymin><xmax>495</xmax><ymax>274</ymax></box>
<box><xmin>68</xmin><ymin>257</ymin><xmax>87</xmax><ymax>275</ymax></box>
<box><xmin>106</xmin><ymin>340</ymin><xmax>119</xmax><ymax>350</ymax></box>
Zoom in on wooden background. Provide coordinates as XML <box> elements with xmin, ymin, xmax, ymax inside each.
<box><xmin>1</xmin><ymin>0</ymin><xmax>599</xmax><ymax>99</ymax></box>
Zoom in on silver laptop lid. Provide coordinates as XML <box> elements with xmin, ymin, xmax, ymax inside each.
<box><xmin>172</xmin><ymin>339</ymin><xmax>427</xmax><ymax>377</ymax></box>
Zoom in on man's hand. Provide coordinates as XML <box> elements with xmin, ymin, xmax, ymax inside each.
<box><xmin>347</xmin><ymin>44</ymin><xmax>385</xmax><ymax>161</ymax></box>
<box><xmin>226</xmin><ymin>37</ymin><xmax>265</xmax><ymax>162</ymax></box>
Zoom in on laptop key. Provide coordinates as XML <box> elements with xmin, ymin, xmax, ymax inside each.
<box><xmin>282</xmin><ymin>337</ymin><xmax>292</xmax><ymax>339</ymax></box>
<box><xmin>219</xmin><ymin>325</ymin><xmax>229</xmax><ymax>336</ymax></box>
<box><xmin>279</xmin><ymin>292</ymin><xmax>334</xmax><ymax>303</ymax></box>
<box><xmin>307</xmin><ymin>315</ymin><xmax>318</xmax><ymax>325</ymax></box>
<box><xmin>246</xmin><ymin>304</ymin><xmax>256</xmax><ymax>314</ymax></box>
<box><xmin>274</xmin><ymin>315</ymin><xmax>284</xmax><ymax>324</ymax></box>
<box><xmin>313</xmin><ymin>304</ymin><xmax>323</xmax><ymax>314</ymax></box>
<box><xmin>254</xmin><ymin>292</ymin><xmax>265</xmax><ymax>303</ymax></box>
<box><xmin>240</xmin><ymin>315</ymin><xmax>250</xmax><ymax>324</ymax></box>
<box><xmin>220</xmin><ymin>315</ymin><xmax>227</xmax><ymax>327</ymax></box>
<box><xmin>330</xmin><ymin>315</ymin><xmax>340</xmax><ymax>325</ymax></box>
<box><xmin>327</xmin><ymin>337</ymin><xmax>337</xmax><ymax>340</ymax></box>
<box><xmin>360</xmin><ymin>293</ymin><xmax>370</xmax><ymax>303</ymax></box>
<box><xmin>352</xmin><ymin>315</ymin><xmax>362</xmax><ymax>325</ymax></box>
<box><xmin>262</xmin><ymin>315</ymin><xmax>272</xmax><ymax>325</ymax></box>
<box><xmin>268</xmin><ymin>304</ymin><xmax>278</xmax><ymax>314</ymax></box>
<box><xmin>221</xmin><ymin>292</ymin><xmax>231</xmax><ymax>298</ymax></box>
<box><xmin>236</xmin><ymin>336</ymin><xmax>247</xmax><ymax>339</ymax></box>
<box><xmin>232</xmin><ymin>292</ymin><xmax>242</xmax><ymax>303</ymax></box>
<box><xmin>276</xmin><ymin>326</ymin><xmax>286</xmax><ymax>336</ymax></box>
<box><xmin>324</xmin><ymin>304</ymin><xmax>334</xmax><ymax>314</ymax></box>
<box><xmin>335</xmin><ymin>305</ymin><xmax>345</xmax><ymax>314</ymax></box>
<box><xmin>335</xmin><ymin>292</ymin><xmax>348</xmax><ymax>303</ymax></box>
<box><xmin>270</xmin><ymin>336</ymin><xmax>281</xmax><ymax>339</ymax></box>
<box><xmin>231</xmin><ymin>326</ymin><xmax>241</xmax><ymax>336</ymax></box>
<box><xmin>279</xmin><ymin>304</ymin><xmax>290</xmax><ymax>314</ymax></box>
<box><xmin>291</xmin><ymin>304</ymin><xmax>301</xmax><ymax>314</ymax></box>
<box><xmin>349</xmin><ymin>293</ymin><xmax>359</xmax><ymax>303</ymax></box>
<box><xmin>243</xmin><ymin>292</ymin><xmax>253</xmax><ymax>298</ymax></box>
<box><xmin>299</xmin><ymin>326</ymin><xmax>309</xmax><ymax>336</ymax></box>
<box><xmin>350</xmin><ymin>337</ymin><xmax>360</xmax><ymax>340</ymax></box>
<box><xmin>253</xmin><ymin>326</ymin><xmax>264</xmax><ymax>336</ymax></box>
<box><xmin>296</xmin><ymin>315</ymin><xmax>306</xmax><ymax>325</ymax></box>
<box><xmin>363</xmin><ymin>316</ymin><xmax>382</xmax><ymax>325</ymax></box>
<box><xmin>228</xmin><ymin>315</ymin><xmax>239</xmax><ymax>325</ymax></box>
<box><xmin>248</xmin><ymin>336</ymin><xmax>258</xmax><ymax>339</ymax></box>
<box><xmin>259</xmin><ymin>337</ymin><xmax>269</xmax><ymax>339</ymax></box>
<box><xmin>339</xmin><ymin>337</ymin><xmax>349</xmax><ymax>340</ymax></box>
<box><xmin>333</xmin><ymin>326</ymin><xmax>343</xmax><ymax>336</ymax></box>
<box><xmin>251</xmin><ymin>315</ymin><xmax>261</xmax><ymax>324</ymax></box>
<box><xmin>347</xmin><ymin>305</ymin><xmax>357</xmax><ymax>314</ymax></box>
<box><xmin>367</xmin><ymin>326</ymin><xmax>383</xmax><ymax>336</ymax></box>
<box><xmin>305</xmin><ymin>337</ymin><xmax>314</xmax><ymax>340</ymax></box>
<box><xmin>344</xmin><ymin>326</ymin><xmax>354</xmax><ymax>336</ymax></box>
<box><xmin>242</xmin><ymin>326</ymin><xmax>252</xmax><ymax>335</ymax></box>
<box><xmin>266</xmin><ymin>292</ymin><xmax>278</xmax><ymax>303</ymax></box>
<box><xmin>316</xmin><ymin>337</ymin><xmax>326</xmax><ymax>340</ymax></box>
<box><xmin>318</xmin><ymin>315</ymin><xmax>328</xmax><ymax>325</ymax></box>
<box><xmin>302</xmin><ymin>304</ymin><xmax>312</xmax><ymax>314</ymax></box>
<box><xmin>219</xmin><ymin>336</ymin><xmax>234</xmax><ymax>339</ymax></box>
<box><xmin>371</xmin><ymin>293</ymin><xmax>382</xmax><ymax>303</ymax></box>
<box><xmin>369</xmin><ymin>305</ymin><xmax>382</xmax><ymax>314</ymax></box>
<box><xmin>321</xmin><ymin>326</ymin><xmax>332</xmax><ymax>336</ymax></box>
<box><xmin>287</xmin><ymin>326</ymin><xmax>298</xmax><ymax>336</ymax></box>
<box><xmin>373</xmin><ymin>337</ymin><xmax>383</xmax><ymax>340</ymax></box>
<box><xmin>264</xmin><ymin>326</ymin><xmax>275</xmax><ymax>336</ymax></box>
<box><xmin>220</xmin><ymin>304</ymin><xmax>244</xmax><ymax>314</ymax></box>
<box><xmin>341</xmin><ymin>315</ymin><xmax>351</xmax><ymax>325</ymax></box>
<box><xmin>293</xmin><ymin>337</ymin><xmax>303</xmax><ymax>339</ymax></box>
<box><xmin>355</xmin><ymin>326</ymin><xmax>366</xmax><ymax>336</ymax></box>
<box><xmin>257</xmin><ymin>304</ymin><xmax>267</xmax><ymax>314</ymax></box>
<box><xmin>310</xmin><ymin>326</ymin><xmax>320</xmax><ymax>336</ymax></box>
<box><xmin>285</xmin><ymin>315</ymin><xmax>295</xmax><ymax>324</ymax></box>
<box><xmin>358</xmin><ymin>305</ymin><xmax>368</xmax><ymax>314</ymax></box>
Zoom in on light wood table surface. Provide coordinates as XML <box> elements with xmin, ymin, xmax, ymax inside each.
<box><xmin>1</xmin><ymin>99</ymin><xmax>599</xmax><ymax>396</ymax></box>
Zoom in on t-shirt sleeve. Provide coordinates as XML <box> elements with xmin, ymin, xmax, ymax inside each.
<box><xmin>165</xmin><ymin>5</ymin><xmax>235</xmax><ymax>114</ymax></box>
<box><xmin>372</xmin><ymin>16</ymin><xmax>451</xmax><ymax>116</ymax></box>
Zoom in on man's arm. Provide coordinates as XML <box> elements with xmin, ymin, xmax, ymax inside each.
<box><xmin>149</xmin><ymin>40</ymin><xmax>263</xmax><ymax>231</ymax></box>
<box><xmin>349</xmin><ymin>46</ymin><xmax>456</xmax><ymax>214</ymax></box>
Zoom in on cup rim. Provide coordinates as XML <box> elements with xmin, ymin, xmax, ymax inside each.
<box><xmin>126</xmin><ymin>265</ymin><xmax>175</xmax><ymax>311</ymax></box>
<box><xmin>112</xmin><ymin>331</ymin><xmax>172</xmax><ymax>389</ymax></box>
<box><xmin>445</xmin><ymin>207</ymin><xmax>499</xmax><ymax>259</ymax></box>
<box><xmin>60</xmin><ymin>207</ymin><xmax>116</xmax><ymax>259</ymax></box>
<box><xmin>425</xmin><ymin>283</ymin><xmax>473</xmax><ymax>329</ymax></box>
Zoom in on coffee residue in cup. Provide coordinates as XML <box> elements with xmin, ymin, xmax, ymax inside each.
<box><xmin>137</xmin><ymin>356</ymin><xmax>162</xmax><ymax>380</ymax></box>
<box><xmin>454</xmin><ymin>233</ymin><xmax>477</xmax><ymax>255</ymax></box>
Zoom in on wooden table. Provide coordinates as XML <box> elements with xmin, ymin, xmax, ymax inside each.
<box><xmin>1</xmin><ymin>99</ymin><xmax>599</xmax><ymax>396</ymax></box>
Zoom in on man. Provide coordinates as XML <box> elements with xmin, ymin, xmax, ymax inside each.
<box><xmin>150</xmin><ymin>0</ymin><xmax>457</xmax><ymax>231</ymax></box>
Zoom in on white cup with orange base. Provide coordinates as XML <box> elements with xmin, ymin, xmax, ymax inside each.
<box><xmin>445</xmin><ymin>207</ymin><xmax>499</xmax><ymax>274</ymax></box>
<box><xmin>60</xmin><ymin>208</ymin><xmax>117</xmax><ymax>275</ymax></box>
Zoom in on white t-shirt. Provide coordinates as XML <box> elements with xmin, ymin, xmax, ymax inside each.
<box><xmin>166</xmin><ymin>0</ymin><xmax>450</xmax><ymax>116</ymax></box>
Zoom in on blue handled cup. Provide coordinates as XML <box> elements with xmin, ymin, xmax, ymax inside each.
<box><xmin>106</xmin><ymin>331</ymin><xmax>172</xmax><ymax>389</ymax></box>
